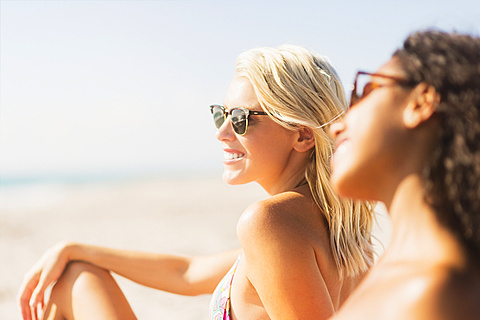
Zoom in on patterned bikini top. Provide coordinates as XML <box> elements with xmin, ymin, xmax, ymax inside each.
<box><xmin>209</xmin><ymin>256</ymin><xmax>241</xmax><ymax>320</ymax></box>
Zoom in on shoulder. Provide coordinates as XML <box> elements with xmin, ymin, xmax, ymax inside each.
<box><xmin>414</xmin><ymin>265</ymin><xmax>480</xmax><ymax>319</ymax></box>
<box><xmin>237</xmin><ymin>190</ymin><xmax>318</xmax><ymax>245</ymax></box>
<box><xmin>236</xmin><ymin>189</ymin><xmax>331</xmax><ymax>269</ymax></box>
<box><xmin>392</xmin><ymin>265</ymin><xmax>480</xmax><ymax>320</ymax></box>
<box><xmin>336</xmin><ymin>264</ymin><xmax>480</xmax><ymax>320</ymax></box>
<box><xmin>233</xmin><ymin>191</ymin><xmax>338</xmax><ymax>320</ymax></box>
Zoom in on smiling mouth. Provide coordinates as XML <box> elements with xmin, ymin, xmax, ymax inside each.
<box><xmin>224</xmin><ymin>152</ymin><xmax>245</xmax><ymax>160</ymax></box>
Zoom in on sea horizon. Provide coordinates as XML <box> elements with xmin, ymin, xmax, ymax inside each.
<box><xmin>0</xmin><ymin>165</ymin><xmax>223</xmax><ymax>187</ymax></box>
<box><xmin>0</xmin><ymin>166</ymin><xmax>225</xmax><ymax>212</ymax></box>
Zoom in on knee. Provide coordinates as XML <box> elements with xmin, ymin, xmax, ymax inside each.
<box><xmin>63</xmin><ymin>262</ymin><xmax>111</xmax><ymax>290</ymax></box>
<box><xmin>47</xmin><ymin>263</ymin><xmax>118</xmax><ymax>319</ymax></box>
<box><xmin>64</xmin><ymin>261</ymin><xmax>108</xmax><ymax>279</ymax></box>
<box><xmin>52</xmin><ymin>262</ymin><xmax>111</xmax><ymax>298</ymax></box>
<box><xmin>46</xmin><ymin>262</ymin><xmax>109</xmax><ymax>318</ymax></box>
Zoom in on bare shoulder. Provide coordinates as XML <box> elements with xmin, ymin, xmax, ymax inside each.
<box><xmin>419</xmin><ymin>264</ymin><xmax>480</xmax><ymax>319</ymax></box>
<box><xmin>334</xmin><ymin>263</ymin><xmax>480</xmax><ymax>320</ymax></box>
<box><xmin>236</xmin><ymin>188</ymin><xmax>322</xmax><ymax>245</ymax></box>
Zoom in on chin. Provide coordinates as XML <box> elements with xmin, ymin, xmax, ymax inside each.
<box><xmin>332</xmin><ymin>174</ymin><xmax>381</xmax><ymax>202</ymax></box>
<box><xmin>330</xmin><ymin>167</ymin><xmax>348</xmax><ymax>194</ymax></box>
<box><xmin>222</xmin><ymin>170</ymin><xmax>246</xmax><ymax>186</ymax></box>
<box><xmin>336</xmin><ymin>185</ymin><xmax>369</xmax><ymax>200</ymax></box>
<box><xmin>331</xmin><ymin>168</ymin><xmax>370</xmax><ymax>200</ymax></box>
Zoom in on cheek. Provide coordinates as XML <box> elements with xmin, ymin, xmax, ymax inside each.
<box><xmin>247</xmin><ymin>132</ymin><xmax>294</xmax><ymax>168</ymax></box>
<box><xmin>249</xmin><ymin>140</ymin><xmax>286</xmax><ymax>166</ymax></box>
<box><xmin>330</xmin><ymin>138</ymin><xmax>365</xmax><ymax>198</ymax></box>
<box><xmin>331</xmin><ymin>104</ymin><xmax>403</xmax><ymax>199</ymax></box>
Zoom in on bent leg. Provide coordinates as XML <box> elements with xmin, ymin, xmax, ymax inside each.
<box><xmin>43</xmin><ymin>262</ymin><xmax>137</xmax><ymax>320</ymax></box>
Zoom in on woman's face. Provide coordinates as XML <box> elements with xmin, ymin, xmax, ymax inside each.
<box><xmin>216</xmin><ymin>76</ymin><xmax>299</xmax><ymax>191</ymax></box>
<box><xmin>329</xmin><ymin>58</ymin><xmax>414</xmax><ymax>201</ymax></box>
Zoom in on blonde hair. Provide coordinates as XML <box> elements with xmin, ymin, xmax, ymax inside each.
<box><xmin>235</xmin><ymin>45</ymin><xmax>374</xmax><ymax>277</ymax></box>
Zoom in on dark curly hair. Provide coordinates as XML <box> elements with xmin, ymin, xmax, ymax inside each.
<box><xmin>393</xmin><ymin>30</ymin><xmax>480</xmax><ymax>255</ymax></box>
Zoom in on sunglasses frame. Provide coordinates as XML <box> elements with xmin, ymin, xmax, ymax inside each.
<box><xmin>210</xmin><ymin>104</ymin><xmax>269</xmax><ymax>135</ymax></box>
<box><xmin>350</xmin><ymin>71</ymin><xmax>415</xmax><ymax>108</ymax></box>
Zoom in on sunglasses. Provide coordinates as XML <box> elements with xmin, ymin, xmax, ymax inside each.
<box><xmin>210</xmin><ymin>104</ymin><xmax>269</xmax><ymax>135</ymax></box>
<box><xmin>350</xmin><ymin>71</ymin><xmax>415</xmax><ymax>108</ymax></box>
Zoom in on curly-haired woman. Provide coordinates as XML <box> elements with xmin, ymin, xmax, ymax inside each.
<box><xmin>330</xmin><ymin>30</ymin><xmax>480</xmax><ymax>320</ymax></box>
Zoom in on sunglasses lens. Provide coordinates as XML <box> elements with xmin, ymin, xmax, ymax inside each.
<box><xmin>231</xmin><ymin>109</ymin><xmax>247</xmax><ymax>135</ymax></box>
<box><xmin>350</xmin><ymin>74</ymin><xmax>373</xmax><ymax>108</ymax></box>
<box><xmin>349</xmin><ymin>90</ymin><xmax>358</xmax><ymax>108</ymax></box>
<box><xmin>361</xmin><ymin>81</ymin><xmax>376</xmax><ymax>100</ymax></box>
<box><xmin>211</xmin><ymin>106</ymin><xmax>225</xmax><ymax>129</ymax></box>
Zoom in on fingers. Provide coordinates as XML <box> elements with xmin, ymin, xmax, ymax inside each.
<box><xmin>30</xmin><ymin>287</ymin><xmax>45</xmax><ymax>320</ymax></box>
<box><xmin>19</xmin><ymin>244</ymin><xmax>71</xmax><ymax>320</ymax></box>
<box><xmin>18</xmin><ymin>271</ymin><xmax>49</xmax><ymax>320</ymax></box>
<box><xmin>18</xmin><ymin>283</ymin><xmax>44</xmax><ymax>320</ymax></box>
<box><xmin>20</xmin><ymin>284</ymin><xmax>47</xmax><ymax>320</ymax></box>
<box><xmin>19</xmin><ymin>291</ymin><xmax>32</xmax><ymax>320</ymax></box>
<box><xmin>18</xmin><ymin>272</ymin><xmax>39</xmax><ymax>320</ymax></box>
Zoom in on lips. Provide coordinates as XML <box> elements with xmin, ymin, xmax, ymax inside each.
<box><xmin>333</xmin><ymin>139</ymin><xmax>350</xmax><ymax>162</ymax></box>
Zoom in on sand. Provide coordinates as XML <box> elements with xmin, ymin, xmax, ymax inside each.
<box><xmin>0</xmin><ymin>176</ymin><xmax>391</xmax><ymax>319</ymax></box>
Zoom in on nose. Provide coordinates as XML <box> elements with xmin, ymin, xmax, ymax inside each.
<box><xmin>328</xmin><ymin>118</ymin><xmax>345</xmax><ymax>139</ymax></box>
<box><xmin>215</xmin><ymin>116</ymin><xmax>236</xmax><ymax>142</ymax></box>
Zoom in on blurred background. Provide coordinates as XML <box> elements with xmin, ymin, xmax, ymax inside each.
<box><xmin>1</xmin><ymin>1</ymin><xmax>479</xmax><ymax>319</ymax></box>
<box><xmin>2</xmin><ymin>0</ymin><xmax>479</xmax><ymax>184</ymax></box>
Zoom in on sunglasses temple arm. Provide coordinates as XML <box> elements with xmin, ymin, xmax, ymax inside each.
<box><xmin>316</xmin><ymin>111</ymin><xmax>346</xmax><ymax>128</ymax></box>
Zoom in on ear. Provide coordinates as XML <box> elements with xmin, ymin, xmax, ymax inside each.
<box><xmin>293</xmin><ymin>127</ymin><xmax>315</xmax><ymax>153</ymax></box>
<box><xmin>403</xmin><ymin>83</ymin><xmax>439</xmax><ymax>128</ymax></box>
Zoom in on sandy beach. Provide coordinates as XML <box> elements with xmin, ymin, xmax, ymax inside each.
<box><xmin>0</xmin><ymin>176</ymin><xmax>391</xmax><ymax>319</ymax></box>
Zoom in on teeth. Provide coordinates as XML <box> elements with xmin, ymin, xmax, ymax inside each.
<box><xmin>224</xmin><ymin>152</ymin><xmax>245</xmax><ymax>160</ymax></box>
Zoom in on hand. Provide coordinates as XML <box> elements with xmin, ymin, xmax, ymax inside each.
<box><xmin>18</xmin><ymin>242</ymin><xmax>73</xmax><ymax>320</ymax></box>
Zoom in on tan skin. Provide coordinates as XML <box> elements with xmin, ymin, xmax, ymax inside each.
<box><xmin>329</xmin><ymin>57</ymin><xmax>480</xmax><ymax>320</ymax></box>
<box><xmin>19</xmin><ymin>76</ymin><xmax>364</xmax><ymax>320</ymax></box>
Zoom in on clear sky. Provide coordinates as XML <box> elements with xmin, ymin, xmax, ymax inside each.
<box><xmin>1</xmin><ymin>0</ymin><xmax>479</xmax><ymax>181</ymax></box>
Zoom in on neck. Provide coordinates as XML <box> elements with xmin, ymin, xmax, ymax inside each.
<box><xmin>381</xmin><ymin>173</ymin><xmax>466</xmax><ymax>267</ymax></box>
<box><xmin>259</xmin><ymin>166</ymin><xmax>307</xmax><ymax>196</ymax></box>
<box><xmin>258</xmin><ymin>151</ymin><xmax>309</xmax><ymax>196</ymax></box>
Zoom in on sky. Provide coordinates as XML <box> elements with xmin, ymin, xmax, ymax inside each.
<box><xmin>1</xmin><ymin>0</ymin><xmax>479</xmax><ymax>182</ymax></box>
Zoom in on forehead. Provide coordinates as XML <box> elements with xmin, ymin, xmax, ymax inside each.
<box><xmin>375</xmin><ymin>57</ymin><xmax>406</xmax><ymax>77</ymax></box>
<box><xmin>224</xmin><ymin>76</ymin><xmax>260</xmax><ymax>109</ymax></box>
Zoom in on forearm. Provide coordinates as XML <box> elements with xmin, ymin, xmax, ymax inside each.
<box><xmin>65</xmin><ymin>243</ymin><xmax>241</xmax><ymax>296</ymax></box>
<box><xmin>66</xmin><ymin>243</ymin><xmax>200</xmax><ymax>295</ymax></box>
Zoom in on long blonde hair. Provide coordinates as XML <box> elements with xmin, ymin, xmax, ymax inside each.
<box><xmin>235</xmin><ymin>45</ymin><xmax>374</xmax><ymax>277</ymax></box>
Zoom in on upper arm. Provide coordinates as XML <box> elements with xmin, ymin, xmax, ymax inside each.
<box><xmin>186</xmin><ymin>248</ymin><xmax>242</xmax><ymax>295</ymax></box>
<box><xmin>238</xmin><ymin>201</ymin><xmax>334</xmax><ymax>319</ymax></box>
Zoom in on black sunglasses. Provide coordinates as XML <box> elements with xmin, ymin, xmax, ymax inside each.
<box><xmin>209</xmin><ymin>104</ymin><xmax>268</xmax><ymax>135</ymax></box>
<box><xmin>350</xmin><ymin>71</ymin><xmax>415</xmax><ymax>108</ymax></box>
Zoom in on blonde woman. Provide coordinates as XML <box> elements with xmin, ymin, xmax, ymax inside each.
<box><xmin>19</xmin><ymin>45</ymin><xmax>374</xmax><ymax>320</ymax></box>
